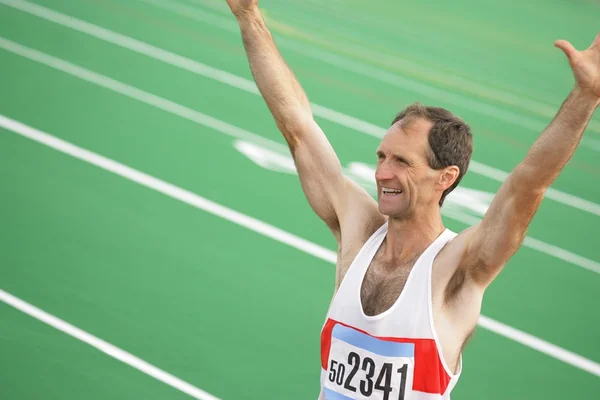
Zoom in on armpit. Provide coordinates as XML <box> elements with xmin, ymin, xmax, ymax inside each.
<box><xmin>444</xmin><ymin>267</ymin><xmax>467</xmax><ymax>305</ymax></box>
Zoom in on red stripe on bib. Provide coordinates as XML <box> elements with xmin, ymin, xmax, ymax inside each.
<box><xmin>321</xmin><ymin>319</ymin><xmax>451</xmax><ymax>395</ymax></box>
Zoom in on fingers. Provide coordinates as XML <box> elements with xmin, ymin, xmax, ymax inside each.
<box><xmin>554</xmin><ymin>39</ymin><xmax>578</xmax><ymax>64</ymax></box>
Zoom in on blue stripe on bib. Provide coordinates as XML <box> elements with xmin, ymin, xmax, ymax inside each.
<box><xmin>332</xmin><ymin>325</ymin><xmax>415</xmax><ymax>358</ymax></box>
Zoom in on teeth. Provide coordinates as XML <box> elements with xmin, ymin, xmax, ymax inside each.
<box><xmin>382</xmin><ymin>187</ymin><xmax>402</xmax><ymax>194</ymax></box>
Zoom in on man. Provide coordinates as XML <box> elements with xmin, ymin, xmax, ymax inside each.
<box><xmin>225</xmin><ymin>0</ymin><xmax>600</xmax><ymax>398</ymax></box>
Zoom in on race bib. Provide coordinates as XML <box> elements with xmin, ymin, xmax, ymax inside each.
<box><xmin>324</xmin><ymin>324</ymin><xmax>414</xmax><ymax>400</ymax></box>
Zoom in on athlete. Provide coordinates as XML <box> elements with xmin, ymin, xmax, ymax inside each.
<box><xmin>225</xmin><ymin>0</ymin><xmax>600</xmax><ymax>398</ymax></box>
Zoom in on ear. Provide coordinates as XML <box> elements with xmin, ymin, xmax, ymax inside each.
<box><xmin>438</xmin><ymin>166</ymin><xmax>460</xmax><ymax>191</ymax></box>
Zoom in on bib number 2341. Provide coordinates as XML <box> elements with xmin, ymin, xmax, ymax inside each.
<box><xmin>327</xmin><ymin>351</ymin><xmax>410</xmax><ymax>400</ymax></box>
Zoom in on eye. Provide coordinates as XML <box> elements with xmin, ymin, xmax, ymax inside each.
<box><xmin>393</xmin><ymin>156</ymin><xmax>407</xmax><ymax>165</ymax></box>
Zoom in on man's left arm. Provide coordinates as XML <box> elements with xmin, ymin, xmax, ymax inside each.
<box><xmin>460</xmin><ymin>34</ymin><xmax>600</xmax><ymax>286</ymax></box>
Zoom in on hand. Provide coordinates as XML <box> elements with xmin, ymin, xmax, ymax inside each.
<box><xmin>225</xmin><ymin>0</ymin><xmax>258</xmax><ymax>17</ymax></box>
<box><xmin>555</xmin><ymin>34</ymin><xmax>600</xmax><ymax>99</ymax></box>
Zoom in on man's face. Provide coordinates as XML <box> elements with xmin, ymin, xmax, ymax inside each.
<box><xmin>375</xmin><ymin>118</ymin><xmax>440</xmax><ymax>218</ymax></box>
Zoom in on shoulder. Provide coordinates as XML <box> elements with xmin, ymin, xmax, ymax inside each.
<box><xmin>340</xmin><ymin>212</ymin><xmax>386</xmax><ymax>253</ymax></box>
<box><xmin>335</xmin><ymin>214</ymin><xmax>387</xmax><ymax>288</ymax></box>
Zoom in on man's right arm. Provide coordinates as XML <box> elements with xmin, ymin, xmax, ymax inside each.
<box><xmin>228</xmin><ymin>1</ymin><xmax>380</xmax><ymax>240</ymax></box>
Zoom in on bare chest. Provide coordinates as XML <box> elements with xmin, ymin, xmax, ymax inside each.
<box><xmin>359</xmin><ymin>256</ymin><xmax>416</xmax><ymax>317</ymax></box>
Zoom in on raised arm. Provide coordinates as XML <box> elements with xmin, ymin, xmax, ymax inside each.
<box><xmin>226</xmin><ymin>0</ymin><xmax>379</xmax><ymax>240</ymax></box>
<box><xmin>461</xmin><ymin>34</ymin><xmax>600</xmax><ymax>286</ymax></box>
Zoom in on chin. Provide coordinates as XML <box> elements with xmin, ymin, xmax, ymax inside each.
<box><xmin>378</xmin><ymin>203</ymin><xmax>407</xmax><ymax>218</ymax></box>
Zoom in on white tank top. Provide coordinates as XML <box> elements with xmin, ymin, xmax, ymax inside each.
<box><xmin>318</xmin><ymin>221</ymin><xmax>461</xmax><ymax>400</ymax></box>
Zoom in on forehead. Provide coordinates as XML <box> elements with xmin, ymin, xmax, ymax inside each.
<box><xmin>378</xmin><ymin>118</ymin><xmax>433</xmax><ymax>156</ymax></box>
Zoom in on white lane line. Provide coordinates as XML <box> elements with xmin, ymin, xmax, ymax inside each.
<box><xmin>0</xmin><ymin>36</ymin><xmax>597</xmax><ymax>275</ymax></box>
<box><xmin>0</xmin><ymin>289</ymin><xmax>223</xmax><ymax>400</ymax></box>
<box><xmin>182</xmin><ymin>0</ymin><xmax>600</xmax><ymax>135</ymax></box>
<box><xmin>142</xmin><ymin>0</ymin><xmax>600</xmax><ymax>151</ymax></box>
<box><xmin>1</xmin><ymin>0</ymin><xmax>599</xmax><ymax>217</ymax></box>
<box><xmin>143</xmin><ymin>0</ymin><xmax>544</xmax><ymax>131</ymax></box>
<box><xmin>478</xmin><ymin>316</ymin><xmax>600</xmax><ymax>377</ymax></box>
<box><xmin>0</xmin><ymin>114</ymin><xmax>337</xmax><ymax>263</ymax></box>
<box><xmin>0</xmin><ymin>37</ymin><xmax>286</xmax><ymax>153</ymax></box>
<box><xmin>1</xmin><ymin>115</ymin><xmax>599</xmax><ymax>378</ymax></box>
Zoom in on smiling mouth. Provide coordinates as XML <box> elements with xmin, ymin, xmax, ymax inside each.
<box><xmin>382</xmin><ymin>187</ymin><xmax>403</xmax><ymax>196</ymax></box>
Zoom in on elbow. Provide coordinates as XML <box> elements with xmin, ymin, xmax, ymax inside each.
<box><xmin>269</xmin><ymin>98</ymin><xmax>312</xmax><ymax>127</ymax></box>
<box><xmin>471</xmin><ymin>237</ymin><xmax>523</xmax><ymax>285</ymax></box>
<box><xmin>510</xmin><ymin>162</ymin><xmax>551</xmax><ymax>197</ymax></box>
<box><xmin>513</xmin><ymin>149</ymin><xmax>566</xmax><ymax>195</ymax></box>
<box><xmin>273</xmin><ymin>111</ymin><xmax>314</xmax><ymax>150</ymax></box>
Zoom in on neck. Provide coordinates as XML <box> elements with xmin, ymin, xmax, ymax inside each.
<box><xmin>383</xmin><ymin>209</ymin><xmax>445</xmax><ymax>262</ymax></box>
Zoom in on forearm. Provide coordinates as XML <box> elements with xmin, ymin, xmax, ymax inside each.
<box><xmin>472</xmin><ymin>88</ymin><xmax>598</xmax><ymax>274</ymax></box>
<box><xmin>518</xmin><ymin>88</ymin><xmax>599</xmax><ymax>189</ymax></box>
<box><xmin>235</xmin><ymin>8</ymin><xmax>311</xmax><ymax>137</ymax></box>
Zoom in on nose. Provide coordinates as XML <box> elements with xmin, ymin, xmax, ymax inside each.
<box><xmin>375</xmin><ymin>160</ymin><xmax>394</xmax><ymax>182</ymax></box>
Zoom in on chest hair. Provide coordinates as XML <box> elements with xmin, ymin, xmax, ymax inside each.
<box><xmin>360</xmin><ymin>253</ymin><xmax>420</xmax><ymax>317</ymax></box>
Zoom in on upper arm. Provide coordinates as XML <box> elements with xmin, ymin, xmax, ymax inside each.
<box><xmin>282</xmin><ymin>115</ymin><xmax>380</xmax><ymax>242</ymax></box>
<box><xmin>458</xmin><ymin>163</ymin><xmax>546</xmax><ymax>287</ymax></box>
